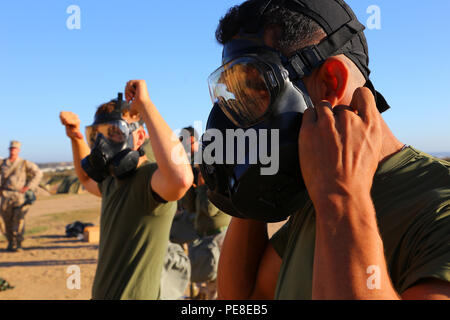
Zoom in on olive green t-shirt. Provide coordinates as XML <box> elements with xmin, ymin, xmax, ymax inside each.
<box><xmin>92</xmin><ymin>162</ymin><xmax>176</xmax><ymax>300</ymax></box>
<box><xmin>180</xmin><ymin>186</ymin><xmax>197</xmax><ymax>214</ymax></box>
<box><xmin>271</xmin><ymin>147</ymin><xmax>450</xmax><ymax>299</ymax></box>
<box><xmin>142</xmin><ymin>139</ymin><xmax>156</xmax><ymax>163</ymax></box>
<box><xmin>195</xmin><ymin>185</ymin><xmax>231</xmax><ymax>236</ymax></box>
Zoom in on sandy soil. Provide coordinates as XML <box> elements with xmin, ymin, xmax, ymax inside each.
<box><xmin>29</xmin><ymin>193</ymin><xmax>101</xmax><ymax>218</ymax></box>
<box><xmin>0</xmin><ymin>193</ymin><xmax>284</xmax><ymax>300</ymax></box>
<box><xmin>0</xmin><ymin>193</ymin><xmax>101</xmax><ymax>300</ymax></box>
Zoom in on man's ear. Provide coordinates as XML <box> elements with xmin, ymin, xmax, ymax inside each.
<box><xmin>134</xmin><ymin>127</ymin><xmax>147</xmax><ymax>151</ymax></box>
<box><xmin>317</xmin><ymin>57</ymin><xmax>350</xmax><ymax>106</ymax></box>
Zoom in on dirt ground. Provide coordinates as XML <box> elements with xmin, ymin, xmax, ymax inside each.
<box><xmin>0</xmin><ymin>193</ymin><xmax>101</xmax><ymax>300</ymax></box>
<box><xmin>0</xmin><ymin>193</ymin><xmax>284</xmax><ymax>300</ymax></box>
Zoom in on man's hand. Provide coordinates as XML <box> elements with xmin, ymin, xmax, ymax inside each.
<box><xmin>197</xmin><ymin>168</ymin><xmax>205</xmax><ymax>187</ymax></box>
<box><xmin>59</xmin><ymin>110</ymin><xmax>101</xmax><ymax>197</ymax></box>
<box><xmin>124</xmin><ymin>79</ymin><xmax>193</xmax><ymax>201</ymax></box>
<box><xmin>125</xmin><ymin>80</ymin><xmax>152</xmax><ymax>116</ymax></box>
<box><xmin>60</xmin><ymin>112</ymin><xmax>83</xmax><ymax>140</ymax></box>
<box><xmin>300</xmin><ymin>88</ymin><xmax>397</xmax><ymax>299</ymax></box>
<box><xmin>299</xmin><ymin>87</ymin><xmax>382</xmax><ymax>205</ymax></box>
<box><xmin>20</xmin><ymin>186</ymin><xmax>29</xmax><ymax>194</ymax></box>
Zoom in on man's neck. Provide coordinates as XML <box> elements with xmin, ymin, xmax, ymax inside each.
<box><xmin>379</xmin><ymin>118</ymin><xmax>405</xmax><ymax>164</ymax></box>
<box><xmin>8</xmin><ymin>156</ymin><xmax>19</xmax><ymax>163</ymax></box>
<box><xmin>138</xmin><ymin>155</ymin><xmax>148</xmax><ymax>168</ymax></box>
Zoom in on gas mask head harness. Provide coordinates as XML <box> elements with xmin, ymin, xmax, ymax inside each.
<box><xmin>200</xmin><ymin>0</ymin><xmax>391</xmax><ymax>223</ymax></box>
<box><xmin>82</xmin><ymin>93</ymin><xmax>145</xmax><ymax>183</ymax></box>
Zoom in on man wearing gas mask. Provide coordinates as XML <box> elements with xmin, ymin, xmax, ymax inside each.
<box><xmin>201</xmin><ymin>0</ymin><xmax>450</xmax><ymax>300</ymax></box>
<box><xmin>170</xmin><ymin>127</ymin><xmax>200</xmax><ymax>246</ymax></box>
<box><xmin>60</xmin><ymin>80</ymin><xmax>193</xmax><ymax>300</ymax></box>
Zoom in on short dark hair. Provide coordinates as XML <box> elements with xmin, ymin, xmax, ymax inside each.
<box><xmin>182</xmin><ymin>126</ymin><xmax>199</xmax><ymax>141</ymax></box>
<box><xmin>95</xmin><ymin>101</ymin><xmax>142</xmax><ymax>125</ymax></box>
<box><xmin>216</xmin><ymin>0</ymin><xmax>326</xmax><ymax>56</ymax></box>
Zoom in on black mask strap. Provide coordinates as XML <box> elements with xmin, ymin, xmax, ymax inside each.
<box><xmin>286</xmin><ymin>19</ymin><xmax>364</xmax><ymax>80</ymax></box>
<box><xmin>241</xmin><ymin>0</ymin><xmax>390</xmax><ymax>114</ymax></box>
<box><xmin>364</xmin><ymin>80</ymin><xmax>390</xmax><ymax>113</ymax></box>
<box><xmin>137</xmin><ymin>146</ymin><xmax>146</xmax><ymax>157</ymax></box>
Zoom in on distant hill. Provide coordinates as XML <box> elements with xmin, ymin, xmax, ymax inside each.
<box><xmin>37</xmin><ymin>162</ymin><xmax>74</xmax><ymax>173</ymax></box>
<box><xmin>431</xmin><ymin>152</ymin><xmax>450</xmax><ymax>159</ymax></box>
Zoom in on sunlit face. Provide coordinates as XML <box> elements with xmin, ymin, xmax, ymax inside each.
<box><xmin>190</xmin><ymin>136</ymin><xmax>199</xmax><ymax>154</ymax></box>
<box><xmin>9</xmin><ymin>147</ymin><xmax>20</xmax><ymax>159</ymax></box>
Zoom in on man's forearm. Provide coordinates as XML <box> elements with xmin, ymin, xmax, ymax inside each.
<box><xmin>312</xmin><ymin>193</ymin><xmax>400</xmax><ymax>300</ymax></box>
<box><xmin>25</xmin><ymin>168</ymin><xmax>43</xmax><ymax>191</ymax></box>
<box><xmin>140</xmin><ymin>100</ymin><xmax>193</xmax><ymax>191</ymax></box>
<box><xmin>70</xmin><ymin>136</ymin><xmax>91</xmax><ymax>184</ymax></box>
<box><xmin>217</xmin><ymin>218</ymin><xmax>269</xmax><ymax>300</ymax></box>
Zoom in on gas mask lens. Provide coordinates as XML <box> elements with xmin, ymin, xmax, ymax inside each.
<box><xmin>208</xmin><ymin>58</ymin><xmax>273</xmax><ymax>128</ymax></box>
<box><xmin>85</xmin><ymin>120</ymin><xmax>131</xmax><ymax>149</ymax></box>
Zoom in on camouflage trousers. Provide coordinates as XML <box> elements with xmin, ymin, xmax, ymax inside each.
<box><xmin>189</xmin><ymin>230</ymin><xmax>227</xmax><ymax>300</ymax></box>
<box><xmin>0</xmin><ymin>204</ymin><xmax>28</xmax><ymax>247</ymax></box>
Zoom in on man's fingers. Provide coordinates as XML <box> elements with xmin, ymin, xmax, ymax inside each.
<box><xmin>66</xmin><ymin>125</ymin><xmax>82</xmax><ymax>138</ymax></box>
<box><xmin>59</xmin><ymin>112</ymin><xmax>69</xmax><ymax>125</ymax></box>
<box><xmin>303</xmin><ymin>100</ymin><xmax>335</xmax><ymax>126</ymax></box>
<box><xmin>125</xmin><ymin>80</ymin><xmax>138</xmax><ymax>102</ymax></box>
<box><xmin>125</xmin><ymin>81</ymin><xmax>134</xmax><ymax>102</ymax></box>
<box><xmin>60</xmin><ymin>111</ymin><xmax>83</xmax><ymax>139</ymax></box>
<box><xmin>71</xmin><ymin>131</ymin><xmax>83</xmax><ymax>140</ymax></box>
<box><xmin>60</xmin><ymin>115</ymin><xmax>72</xmax><ymax>127</ymax></box>
<box><xmin>302</xmin><ymin>107</ymin><xmax>316</xmax><ymax>126</ymax></box>
<box><xmin>349</xmin><ymin>87</ymin><xmax>378</xmax><ymax>123</ymax></box>
<box><xmin>316</xmin><ymin>100</ymin><xmax>334</xmax><ymax>120</ymax></box>
<box><xmin>60</xmin><ymin>111</ymin><xmax>79</xmax><ymax>126</ymax></box>
<box><xmin>75</xmin><ymin>132</ymin><xmax>83</xmax><ymax>139</ymax></box>
<box><xmin>333</xmin><ymin>105</ymin><xmax>356</xmax><ymax>115</ymax></box>
<box><xmin>301</xmin><ymin>100</ymin><xmax>337</xmax><ymax>136</ymax></box>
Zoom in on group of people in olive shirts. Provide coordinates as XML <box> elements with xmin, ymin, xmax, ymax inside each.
<box><xmin>59</xmin><ymin>0</ymin><xmax>449</xmax><ymax>301</ymax></box>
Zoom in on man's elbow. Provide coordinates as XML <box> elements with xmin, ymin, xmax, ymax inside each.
<box><xmin>78</xmin><ymin>175</ymin><xmax>92</xmax><ymax>189</ymax></box>
<box><xmin>165</xmin><ymin>171</ymin><xmax>194</xmax><ymax>201</ymax></box>
<box><xmin>78</xmin><ymin>178</ymin><xmax>101</xmax><ymax>197</ymax></box>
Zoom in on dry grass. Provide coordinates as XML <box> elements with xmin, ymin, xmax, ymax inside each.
<box><xmin>23</xmin><ymin>208</ymin><xmax>100</xmax><ymax>238</ymax></box>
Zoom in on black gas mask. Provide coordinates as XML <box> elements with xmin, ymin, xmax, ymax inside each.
<box><xmin>201</xmin><ymin>39</ymin><xmax>313</xmax><ymax>223</ymax></box>
<box><xmin>200</xmin><ymin>0</ymin><xmax>391</xmax><ymax>223</ymax></box>
<box><xmin>81</xmin><ymin>93</ymin><xmax>145</xmax><ymax>183</ymax></box>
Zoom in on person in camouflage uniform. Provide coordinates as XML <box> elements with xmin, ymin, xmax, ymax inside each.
<box><xmin>170</xmin><ymin>127</ymin><xmax>200</xmax><ymax>245</ymax></box>
<box><xmin>0</xmin><ymin>141</ymin><xmax>42</xmax><ymax>252</ymax></box>
<box><xmin>188</xmin><ymin>169</ymin><xmax>231</xmax><ymax>300</ymax></box>
<box><xmin>194</xmin><ymin>182</ymin><xmax>231</xmax><ymax>240</ymax></box>
<box><xmin>168</xmin><ymin>126</ymin><xmax>231</xmax><ymax>300</ymax></box>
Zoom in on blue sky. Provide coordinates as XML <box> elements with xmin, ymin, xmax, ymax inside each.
<box><xmin>0</xmin><ymin>0</ymin><xmax>449</xmax><ymax>163</ymax></box>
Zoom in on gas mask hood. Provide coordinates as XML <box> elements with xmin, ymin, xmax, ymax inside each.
<box><xmin>201</xmin><ymin>1</ymin><xmax>391</xmax><ymax>223</ymax></box>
